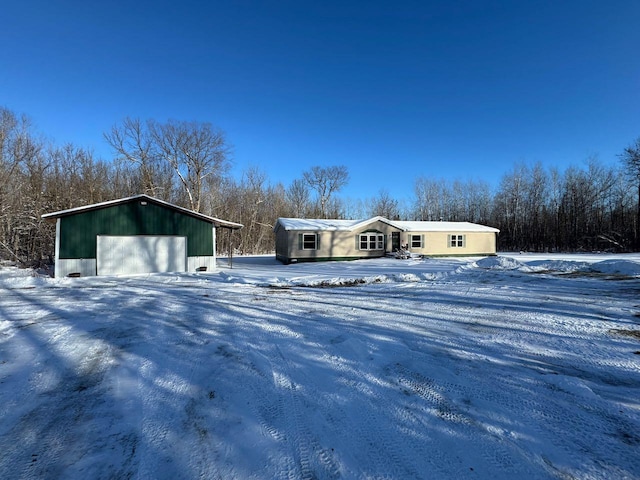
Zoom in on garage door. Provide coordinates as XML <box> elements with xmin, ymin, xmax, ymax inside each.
<box><xmin>97</xmin><ymin>235</ymin><xmax>187</xmax><ymax>276</ymax></box>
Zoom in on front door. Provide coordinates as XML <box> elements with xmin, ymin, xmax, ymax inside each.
<box><xmin>391</xmin><ymin>232</ymin><xmax>400</xmax><ymax>251</ymax></box>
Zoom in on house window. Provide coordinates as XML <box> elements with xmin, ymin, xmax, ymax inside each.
<box><xmin>301</xmin><ymin>233</ymin><xmax>318</xmax><ymax>250</ymax></box>
<box><xmin>359</xmin><ymin>233</ymin><xmax>384</xmax><ymax>250</ymax></box>
<box><xmin>410</xmin><ymin>234</ymin><xmax>423</xmax><ymax>248</ymax></box>
<box><xmin>449</xmin><ymin>234</ymin><xmax>465</xmax><ymax>248</ymax></box>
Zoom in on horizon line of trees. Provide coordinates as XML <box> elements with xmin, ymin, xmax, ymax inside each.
<box><xmin>1</xmin><ymin>106</ymin><xmax>639</xmax><ymax>267</ymax></box>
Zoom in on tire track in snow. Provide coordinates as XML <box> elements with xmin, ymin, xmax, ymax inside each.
<box><xmin>391</xmin><ymin>363</ymin><xmax>550</xmax><ymax>478</ymax></box>
<box><xmin>267</xmin><ymin>288</ymin><xmax>439</xmax><ymax>479</ymax></box>
<box><xmin>272</xmin><ymin>343</ymin><xmax>341</xmax><ymax>480</ymax></box>
<box><xmin>332</xmin><ymin>369</ymin><xmax>444</xmax><ymax>479</ymax></box>
<box><xmin>213</xmin><ymin>270</ymin><xmax>640</xmax><ymax>479</ymax></box>
<box><xmin>231</xmin><ymin>343</ymin><xmax>300</xmax><ymax>478</ymax></box>
<box><xmin>315</xmin><ymin>334</ymin><xmax>452</xmax><ymax>479</ymax></box>
<box><xmin>235</xmin><ymin>342</ymin><xmax>341</xmax><ymax>479</ymax></box>
<box><xmin>230</xmin><ymin>289</ymin><xmax>341</xmax><ymax>480</ymax></box>
<box><xmin>0</xmin><ymin>312</ymin><xmax>139</xmax><ymax>479</ymax></box>
<box><xmin>131</xmin><ymin>303</ymin><xmax>228</xmax><ymax>480</ymax></box>
<box><xmin>241</xmin><ymin>284</ymin><xmax>452</xmax><ymax>479</ymax></box>
<box><xmin>449</xmin><ymin>279</ymin><xmax>640</xmax><ymax>477</ymax></box>
<box><xmin>393</xmin><ymin>357</ymin><xmax>640</xmax><ymax>480</ymax></box>
<box><xmin>136</xmin><ymin>357</ymin><xmax>226</xmax><ymax>479</ymax></box>
<box><xmin>262</xmin><ymin>286</ymin><xmax>524</xmax><ymax>478</ymax></box>
<box><xmin>516</xmin><ymin>373</ymin><xmax>640</xmax><ymax>478</ymax></box>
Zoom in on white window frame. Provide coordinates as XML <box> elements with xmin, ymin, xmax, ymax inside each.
<box><xmin>359</xmin><ymin>233</ymin><xmax>384</xmax><ymax>251</ymax></box>
<box><xmin>301</xmin><ymin>233</ymin><xmax>318</xmax><ymax>250</ymax></box>
<box><xmin>449</xmin><ymin>234</ymin><xmax>466</xmax><ymax>248</ymax></box>
<box><xmin>410</xmin><ymin>234</ymin><xmax>423</xmax><ymax>248</ymax></box>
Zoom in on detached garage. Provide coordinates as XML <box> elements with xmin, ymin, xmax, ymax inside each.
<box><xmin>42</xmin><ymin>194</ymin><xmax>243</xmax><ymax>278</ymax></box>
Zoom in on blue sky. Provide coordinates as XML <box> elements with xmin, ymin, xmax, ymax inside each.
<box><xmin>2</xmin><ymin>1</ymin><xmax>639</xmax><ymax>202</ymax></box>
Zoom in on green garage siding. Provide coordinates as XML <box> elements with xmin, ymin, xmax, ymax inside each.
<box><xmin>59</xmin><ymin>202</ymin><xmax>213</xmax><ymax>259</ymax></box>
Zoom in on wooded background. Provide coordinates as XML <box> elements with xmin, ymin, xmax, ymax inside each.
<box><xmin>2</xmin><ymin>106</ymin><xmax>639</xmax><ymax>267</ymax></box>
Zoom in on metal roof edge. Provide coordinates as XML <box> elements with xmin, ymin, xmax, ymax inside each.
<box><xmin>41</xmin><ymin>194</ymin><xmax>243</xmax><ymax>230</ymax></box>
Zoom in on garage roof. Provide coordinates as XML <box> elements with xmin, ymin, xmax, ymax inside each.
<box><xmin>42</xmin><ymin>194</ymin><xmax>243</xmax><ymax>230</ymax></box>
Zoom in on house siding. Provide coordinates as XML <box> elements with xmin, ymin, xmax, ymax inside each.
<box><xmin>275</xmin><ymin>217</ymin><xmax>499</xmax><ymax>263</ymax></box>
<box><xmin>277</xmin><ymin>220</ymin><xmax>402</xmax><ymax>263</ymax></box>
<box><xmin>274</xmin><ymin>227</ymin><xmax>289</xmax><ymax>261</ymax></box>
<box><xmin>406</xmin><ymin>231</ymin><xmax>497</xmax><ymax>256</ymax></box>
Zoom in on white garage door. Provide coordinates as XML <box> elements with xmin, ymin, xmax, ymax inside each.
<box><xmin>97</xmin><ymin>235</ymin><xmax>187</xmax><ymax>276</ymax></box>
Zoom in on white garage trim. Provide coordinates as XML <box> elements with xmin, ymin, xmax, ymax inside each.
<box><xmin>97</xmin><ymin>235</ymin><xmax>187</xmax><ymax>276</ymax></box>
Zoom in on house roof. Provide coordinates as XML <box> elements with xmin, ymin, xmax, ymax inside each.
<box><xmin>275</xmin><ymin>217</ymin><xmax>499</xmax><ymax>233</ymax></box>
<box><xmin>275</xmin><ymin>216</ymin><xmax>404</xmax><ymax>232</ymax></box>
<box><xmin>394</xmin><ymin>221</ymin><xmax>500</xmax><ymax>233</ymax></box>
<box><xmin>41</xmin><ymin>194</ymin><xmax>244</xmax><ymax>230</ymax></box>
<box><xmin>275</xmin><ymin>218</ymin><xmax>362</xmax><ymax>231</ymax></box>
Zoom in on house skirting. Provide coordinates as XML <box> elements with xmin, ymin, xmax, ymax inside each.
<box><xmin>276</xmin><ymin>252</ymin><xmax>498</xmax><ymax>265</ymax></box>
<box><xmin>276</xmin><ymin>254</ymin><xmax>381</xmax><ymax>265</ymax></box>
<box><xmin>426</xmin><ymin>252</ymin><xmax>498</xmax><ymax>258</ymax></box>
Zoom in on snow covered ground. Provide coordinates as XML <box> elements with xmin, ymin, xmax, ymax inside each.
<box><xmin>1</xmin><ymin>253</ymin><xmax>639</xmax><ymax>479</ymax></box>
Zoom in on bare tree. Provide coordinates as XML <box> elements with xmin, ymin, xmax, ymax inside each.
<box><xmin>324</xmin><ymin>196</ymin><xmax>346</xmax><ymax>219</ymax></box>
<box><xmin>492</xmin><ymin>164</ymin><xmax>528</xmax><ymax>250</ymax></box>
<box><xmin>150</xmin><ymin>119</ymin><xmax>231</xmax><ymax>212</ymax></box>
<box><xmin>237</xmin><ymin>167</ymin><xmax>267</xmax><ymax>254</ymax></box>
<box><xmin>609</xmin><ymin>169</ymin><xmax>634</xmax><ymax>249</ymax></box>
<box><xmin>0</xmin><ymin>108</ymin><xmax>44</xmax><ymax>263</ymax></box>
<box><xmin>104</xmin><ymin>118</ymin><xmax>164</xmax><ymax>198</ymax></box>
<box><xmin>369</xmin><ymin>189</ymin><xmax>401</xmax><ymax>219</ymax></box>
<box><xmin>286</xmin><ymin>179</ymin><xmax>311</xmax><ymax>217</ymax></box>
<box><xmin>105</xmin><ymin>118</ymin><xmax>231</xmax><ymax>212</ymax></box>
<box><xmin>342</xmin><ymin>197</ymin><xmax>368</xmax><ymax>219</ymax></box>
<box><xmin>413</xmin><ymin>177</ymin><xmax>450</xmax><ymax>221</ymax></box>
<box><xmin>620</xmin><ymin>138</ymin><xmax>640</xmax><ymax>248</ymax></box>
<box><xmin>464</xmin><ymin>180</ymin><xmax>492</xmax><ymax>225</ymax></box>
<box><xmin>523</xmin><ymin>163</ymin><xmax>548</xmax><ymax>251</ymax></box>
<box><xmin>547</xmin><ymin>167</ymin><xmax>563</xmax><ymax>250</ymax></box>
<box><xmin>414</xmin><ymin>177</ymin><xmax>491</xmax><ymax>224</ymax></box>
<box><xmin>302</xmin><ymin>165</ymin><xmax>349</xmax><ymax>218</ymax></box>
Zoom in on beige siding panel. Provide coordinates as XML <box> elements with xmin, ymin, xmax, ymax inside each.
<box><xmin>412</xmin><ymin>232</ymin><xmax>496</xmax><ymax>256</ymax></box>
<box><xmin>281</xmin><ymin>220</ymin><xmax>400</xmax><ymax>261</ymax></box>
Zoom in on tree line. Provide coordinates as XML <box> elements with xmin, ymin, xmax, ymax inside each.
<box><xmin>1</xmin><ymin>106</ymin><xmax>639</xmax><ymax>267</ymax></box>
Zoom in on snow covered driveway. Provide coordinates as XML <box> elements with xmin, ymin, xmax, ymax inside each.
<box><xmin>1</xmin><ymin>254</ymin><xmax>639</xmax><ymax>479</ymax></box>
